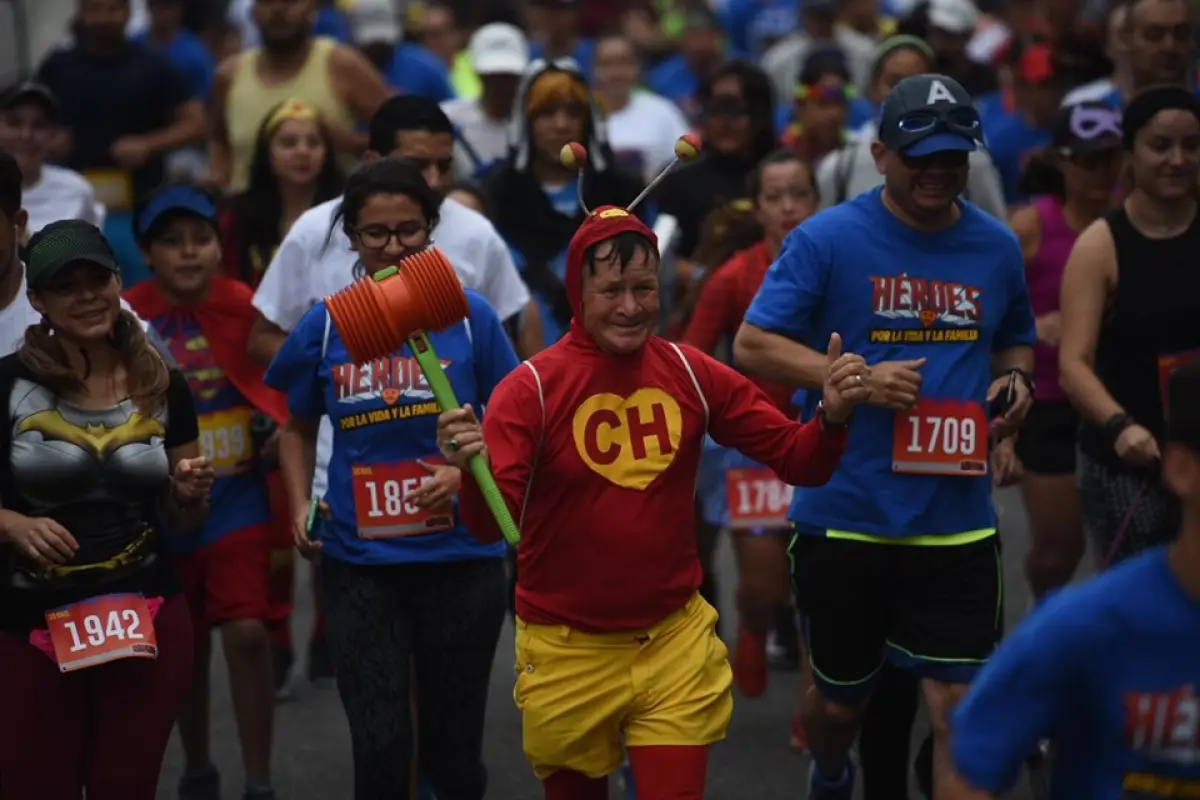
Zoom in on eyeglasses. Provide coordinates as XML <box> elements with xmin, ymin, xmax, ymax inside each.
<box><xmin>352</xmin><ymin>223</ymin><xmax>430</xmax><ymax>250</ymax></box>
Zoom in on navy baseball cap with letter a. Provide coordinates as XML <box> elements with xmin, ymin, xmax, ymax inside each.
<box><xmin>878</xmin><ymin>74</ymin><xmax>984</xmax><ymax>157</ymax></box>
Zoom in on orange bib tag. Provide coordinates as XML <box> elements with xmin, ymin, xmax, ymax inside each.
<box><xmin>84</xmin><ymin>169</ymin><xmax>133</xmax><ymax>212</ymax></box>
<box><xmin>352</xmin><ymin>461</ymin><xmax>453</xmax><ymax>539</ymax></box>
<box><xmin>892</xmin><ymin>399</ymin><xmax>989</xmax><ymax>476</ymax></box>
<box><xmin>45</xmin><ymin>593</ymin><xmax>158</xmax><ymax>673</ymax></box>
<box><xmin>199</xmin><ymin>407</ymin><xmax>254</xmax><ymax>476</ymax></box>
<box><xmin>1158</xmin><ymin>349</ymin><xmax>1200</xmax><ymax>415</ymax></box>
<box><xmin>726</xmin><ymin>467</ymin><xmax>793</xmax><ymax>529</ymax></box>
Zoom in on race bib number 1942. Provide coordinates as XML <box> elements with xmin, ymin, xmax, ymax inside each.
<box><xmin>45</xmin><ymin>593</ymin><xmax>158</xmax><ymax>673</ymax></box>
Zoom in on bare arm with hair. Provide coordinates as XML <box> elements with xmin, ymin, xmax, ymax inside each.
<box><xmin>206</xmin><ymin>55</ymin><xmax>240</xmax><ymax>189</ymax></box>
<box><xmin>280</xmin><ymin>413</ymin><xmax>325</xmax><ymax>556</ymax></box>
<box><xmin>329</xmin><ymin>45</ymin><xmax>393</xmax><ymax>155</ymax></box>
<box><xmin>249</xmin><ymin>315</ymin><xmax>288</xmax><ymax>366</ymax></box>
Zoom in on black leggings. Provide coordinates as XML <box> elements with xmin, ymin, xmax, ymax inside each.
<box><xmin>860</xmin><ymin>663</ymin><xmax>920</xmax><ymax>800</ymax></box>
<box><xmin>322</xmin><ymin>556</ymin><xmax>507</xmax><ymax>800</ymax></box>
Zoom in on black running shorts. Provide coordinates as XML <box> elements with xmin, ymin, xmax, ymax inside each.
<box><xmin>1014</xmin><ymin>400</ymin><xmax>1078</xmax><ymax>475</ymax></box>
<box><xmin>790</xmin><ymin>533</ymin><xmax>1003</xmax><ymax>704</ymax></box>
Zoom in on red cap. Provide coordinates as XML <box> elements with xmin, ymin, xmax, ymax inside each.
<box><xmin>564</xmin><ymin>206</ymin><xmax>658</xmax><ymax>318</ymax></box>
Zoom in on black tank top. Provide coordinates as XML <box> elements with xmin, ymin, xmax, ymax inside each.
<box><xmin>1080</xmin><ymin>205</ymin><xmax>1200</xmax><ymax>466</ymax></box>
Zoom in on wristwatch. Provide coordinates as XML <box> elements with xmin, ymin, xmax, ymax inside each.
<box><xmin>1103</xmin><ymin>412</ymin><xmax>1134</xmax><ymax>447</ymax></box>
<box><xmin>817</xmin><ymin>402</ymin><xmax>850</xmax><ymax>432</ymax></box>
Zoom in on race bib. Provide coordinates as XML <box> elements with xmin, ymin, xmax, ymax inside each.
<box><xmin>892</xmin><ymin>399</ymin><xmax>989</xmax><ymax>476</ymax></box>
<box><xmin>352</xmin><ymin>460</ymin><xmax>453</xmax><ymax>539</ymax></box>
<box><xmin>45</xmin><ymin>593</ymin><xmax>158</xmax><ymax>673</ymax></box>
<box><xmin>84</xmin><ymin>169</ymin><xmax>133</xmax><ymax>212</ymax></box>
<box><xmin>1158</xmin><ymin>349</ymin><xmax>1200</xmax><ymax>415</ymax></box>
<box><xmin>726</xmin><ymin>467</ymin><xmax>793</xmax><ymax>529</ymax></box>
<box><xmin>199</xmin><ymin>407</ymin><xmax>253</xmax><ymax>476</ymax></box>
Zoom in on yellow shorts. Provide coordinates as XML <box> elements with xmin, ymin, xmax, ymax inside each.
<box><xmin>514</xmin><ymin>593</ymin><xmax>733</xmax><ymax>780</ymax></box>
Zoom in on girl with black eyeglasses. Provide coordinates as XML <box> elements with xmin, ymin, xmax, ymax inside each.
<box><xmin>265</xmin><ymin>157</ymin><xmax>519</xmax><ymax>799</ymax></box>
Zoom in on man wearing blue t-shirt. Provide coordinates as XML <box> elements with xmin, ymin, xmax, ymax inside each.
<box><xmin>954</xmin><ymin>362</ymin><xmax>1200</xmax><ymax>799</ymax></box>
<box><xmin>734</xmin><ymin>74</ymin><xmax>1037</xmax><ymax>800</ymax></box>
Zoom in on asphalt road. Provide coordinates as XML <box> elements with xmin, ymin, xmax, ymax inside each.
<box><xmin>158</xmin><ymin>486</ymin><xmax>1087</xmax><ymax>799</ymax></box>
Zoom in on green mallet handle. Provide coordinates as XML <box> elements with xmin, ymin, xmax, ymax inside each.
<box><xmin>407</xmin><ymin>331</ymin><xmax>520</xmax><ymax>546</ymax></box>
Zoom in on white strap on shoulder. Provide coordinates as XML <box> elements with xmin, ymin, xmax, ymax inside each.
<box><xmin>517</xmin><ymin>360</ymin><xmax>546</xmax><ymax>530</ymax></box>
<box><xmin>668</xmin><ymin>342</ymin><xmax>709</xmax><ymax>429</ymax></box>
<box><xmin>321</xmin><ymin>307</ymin><xmax>332</xmax><ymax>360</ymax></box>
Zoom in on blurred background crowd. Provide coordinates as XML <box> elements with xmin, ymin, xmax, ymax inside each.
<box><xmin>1</xmin><ymin>0</ymin><xmax>1188</xmax><ymax>311</ymax></box>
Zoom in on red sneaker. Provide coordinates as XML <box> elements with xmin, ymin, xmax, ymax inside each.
<box><xmin>790</xmin><ymin>713</ymin><xmax>809</xmax><ymax>753</ymax></box>
<box><xmin>733</xmin><ymin>629</ymin><xmax>768</xmax><ymax>698</ymax></box>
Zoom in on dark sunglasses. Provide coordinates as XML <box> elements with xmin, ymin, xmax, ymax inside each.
<box><xmin>704</xmin><ymin>95</ymin><xmax>749</xmax><ymax>119</ymax></box>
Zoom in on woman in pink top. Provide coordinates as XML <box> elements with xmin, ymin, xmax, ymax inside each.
<box><xmin>1006</xmin><ymin>100</ymin><xmax>1123</xmax><ymax>603</ymax></box>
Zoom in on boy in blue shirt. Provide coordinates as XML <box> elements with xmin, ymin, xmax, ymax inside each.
<box><xmin>733</xmin><ymin>74</ymin><xmax>1037</xmax><ymax>799</ymax></box>
<box><xmin>954</xmin><ymin>361</ymin><xmax>1200</xmax><ymax>798</ymax></box>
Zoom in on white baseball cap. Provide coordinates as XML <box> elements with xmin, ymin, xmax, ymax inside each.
<box><xmin>928</xmin><ymin>0</ymin><xmax>979</xmax><ymax>34</ymax></box>
<box><xmin>470</xmin><ymin>23</ymin><xmax>530</xmax><ymax>76</ymax></box>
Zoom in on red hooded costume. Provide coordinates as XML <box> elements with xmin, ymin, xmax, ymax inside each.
<box><xmin>456</xmin><ymin>207</ymin><xmax>847</xmax><ymax>632</ymax></box>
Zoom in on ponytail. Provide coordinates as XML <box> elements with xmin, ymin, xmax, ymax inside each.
<box><xmin>1016</xmin><ymin>148</ymin><xmax>1066</xmax><ymax>199</ymax></box>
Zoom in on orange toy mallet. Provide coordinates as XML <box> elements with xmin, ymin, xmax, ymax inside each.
<box><xmin>324</xmin><ymin>249</ymin><xmax>520</xmax><ymax>546</ymax></box>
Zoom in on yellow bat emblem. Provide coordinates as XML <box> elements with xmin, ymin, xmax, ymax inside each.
<box><xmin>16</xmin><ymin>409</ymin><xmax>166</xmax><ymax>460</ymax></box>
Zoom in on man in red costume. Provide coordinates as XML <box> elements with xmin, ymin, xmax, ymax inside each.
<box><xmin>436</xmin><ymin>187</ymin><xmax>873</xmax><ymax>798</ymax></box>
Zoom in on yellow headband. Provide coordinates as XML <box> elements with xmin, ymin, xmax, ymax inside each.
<box><xmin>263</xmin><ymin>99</ymin><xmax>319</xmax><ymax>138</ymax></box>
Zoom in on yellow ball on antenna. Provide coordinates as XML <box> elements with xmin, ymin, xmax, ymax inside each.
<box><xmin>560</xmin><ymin>142</ymin><xmax>588</xmax><ymax>170</ymax></box>
<box><xmin>675</xmin><ymin>134</ymin><xmax>701</xmax><ymax>161</ymax></box>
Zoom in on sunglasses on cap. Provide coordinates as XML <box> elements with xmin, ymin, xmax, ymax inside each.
<box><xmin>795</xmin><ymin>83</ymin><xmax>855</xmax><ymax>103</ymax></box>
<box><xmin>895</xmin><ymin>106</ymin><xmax>982</xmax><ymax>138</ymax></box>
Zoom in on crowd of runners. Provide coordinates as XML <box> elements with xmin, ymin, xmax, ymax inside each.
<box><xmin>0</xmin><ymin>0</ymin><xmax>1199</xmax><ymax>798</ymax></box>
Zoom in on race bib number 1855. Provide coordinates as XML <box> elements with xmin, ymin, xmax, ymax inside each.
<box><xmin>892</xmin><ymin>399</ymin><xmax>989</xmax><ymax>476</ymax></box>
<box><xmin>352</xmin><ymin>461</ymin><xmax>453</xmax><ymax>539</ymax></box>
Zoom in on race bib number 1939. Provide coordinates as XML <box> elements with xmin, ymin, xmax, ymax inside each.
<box><xmin>45</xmin><ymin>593</ymin><xmax>158</xmax><ymax>673</ymax></box>
<box><xmin>199</xmin><ymin>407</ymin><xmax>253</xmax><ymax>476</ymax></box>
<box><xmin>892</xmin><ymin>399</ymin><xmax>989</xmax><ymax>476</ymax></box>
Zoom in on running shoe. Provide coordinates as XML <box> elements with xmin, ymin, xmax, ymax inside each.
<box><xmin>733</xmin><ymin>629</ymin><xmax>768</xmax><ymax>697</ymax></box>
<box><xmin>178</xmin><ymin>766</ymin><xmax>219</xmax><ymax>800</ymax></box>
<box><xmin>807</xmin><ymin>757</ymin><xmax>855</xmax><ymax>800</ymax></box>
<box><xmin>307</xmin><ymin>634</ymin><xmax>335</xmax><ymax>681</ymax></box>
<box><xmin>789</xmin><ymin>712</ymin><xmax>809</xmax><ymax>753</ymax></box>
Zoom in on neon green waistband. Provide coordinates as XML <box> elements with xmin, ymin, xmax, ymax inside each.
<box><xmin>822</xmin><ymin>527</ymin><xmax>997</xmax><ymax>546</ymax></box>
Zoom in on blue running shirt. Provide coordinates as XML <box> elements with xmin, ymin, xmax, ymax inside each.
<box><xmin>954</xmin><ymin>547</ymin><xmax>1200</xmax><ymax>798</ymax></box>
<box><xmin>265</xmin><ymin>290</ymin><xmax>518</xmax><ymax>565</ymax></box>
<box><xmin>744</xmin><ymin>188</ymin><xmax>1036</xmax><ymax>540</ymax></box>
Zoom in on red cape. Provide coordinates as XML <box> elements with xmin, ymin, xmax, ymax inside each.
<box><xmin>124</xmin><ymin>275</ymin><xmax>288</xmax><ymax>425</ymax></box>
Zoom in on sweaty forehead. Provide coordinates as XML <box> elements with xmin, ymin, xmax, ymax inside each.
<box><xmin>1131</xmin><ymin>0</ymin><xmax>1189</xmax><ymax>26</ymax></box>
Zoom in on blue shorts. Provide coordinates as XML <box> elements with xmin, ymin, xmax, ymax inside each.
<box><xmin>697</xmin><ymin>438</ymin><xmax>728</xmax><ymax>526</ymax></box>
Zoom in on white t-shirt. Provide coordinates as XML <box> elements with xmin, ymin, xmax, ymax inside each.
<box><xmin>23</xmin><ymin>166</ymin><xmax>106</xmax><ymax>235</ymax></box>
<box><xmin>253</xmin><ymin>194</ymin><xmax>530</xmax><ymax>495</ymax></box>
<box><xmin>604</xmin><ymin>91</ymin><xmax>691</xmax><ymax>184</ymax></box>
<box><xmin>442</xmin><ymin>98</ymin><xmax>510</xmax><ymax>179</ymax></box>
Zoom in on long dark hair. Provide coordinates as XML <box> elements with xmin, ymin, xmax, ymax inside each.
<box><xmin>697</xmin><ymin>60</ymin><xmax>778</xmax><ymax>164</ymax></box>
<box><xmin>231</xmin><ymin>101</ymin><xmax>344</xmax><ymax>282</ymax></box>
<box><xmin>1016</xmin><ymin>148</ymin><xmax>1067</xmax><ymax>199</ymax></box>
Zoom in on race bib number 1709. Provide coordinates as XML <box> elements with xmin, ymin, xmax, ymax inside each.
<box><xmin>892</xmin><ymin>399</ymin><xmax>989</xmax><ymax>476</ymax></box>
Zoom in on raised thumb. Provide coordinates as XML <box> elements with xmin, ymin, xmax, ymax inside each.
<box><xmin>827</xmin><ymin>332</ymin><xmax>843</xmax><ymax>362</ymax></box>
